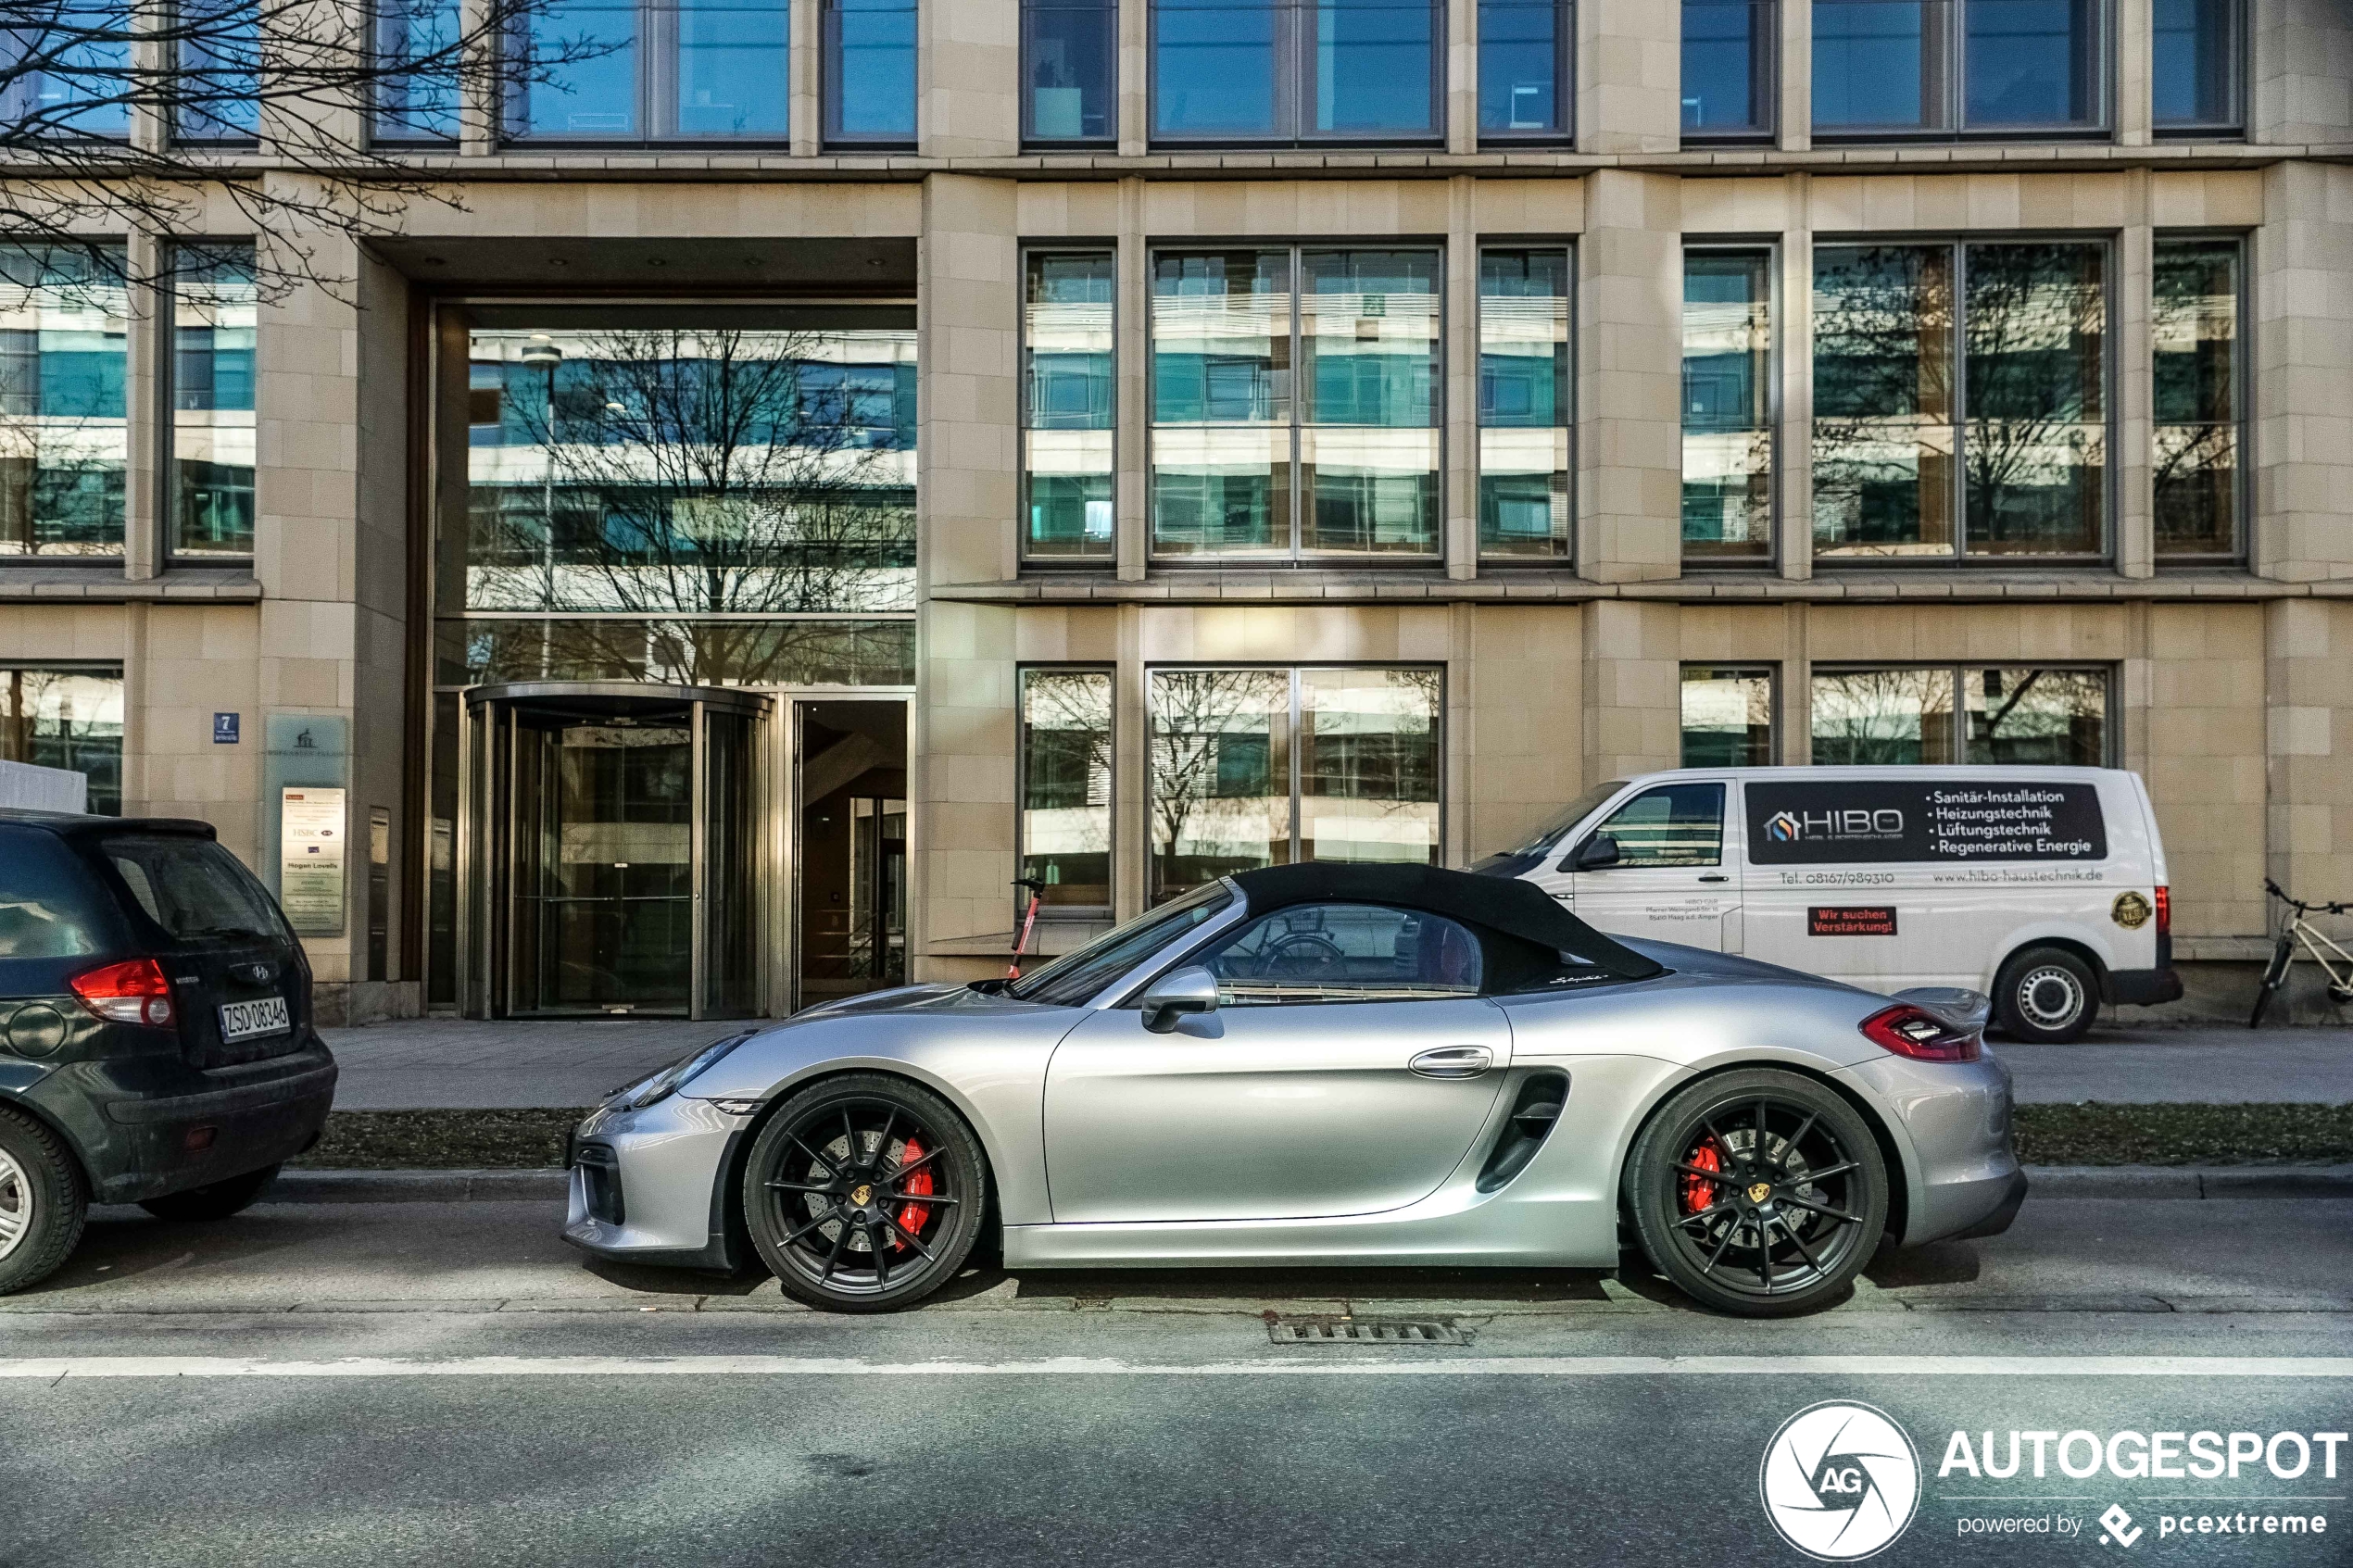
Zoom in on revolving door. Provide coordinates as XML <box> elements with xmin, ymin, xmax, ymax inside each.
<box><xmin>459</xmin><ymin>682</ymin><xmax>769</xmax><ymax>1019</ymax></box>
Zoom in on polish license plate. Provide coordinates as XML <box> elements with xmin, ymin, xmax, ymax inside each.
<box><xmin>219</xmin><ymin>995</ymin><xmax>291</xmax><ymax>1043</ymax></box>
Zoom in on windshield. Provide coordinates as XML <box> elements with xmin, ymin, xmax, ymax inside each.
<box><xmin>1504</xmin><ymin>781</ymin><xmax>1629</xmax><ymax>858</ymax></box>
<box><xmin>1006</xmin><ymin>881</ymin><xmax>1237</xmax><ymax>1007</ymax></box>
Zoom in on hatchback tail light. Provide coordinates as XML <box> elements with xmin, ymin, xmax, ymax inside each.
<box><xmin>1858</xmin><ymin>1002</ymin><xmax>1980</xmax><ymax>1062</ymax></box>
<box><xmin>2154</xmin><ymin>885</ymin><xmax>2171</xmax><ymax>937</ymax></box>
<box><xmin>69</xmin><ymin>958</ymin><xmax>176</xmax><ymax>1027</ymax></box>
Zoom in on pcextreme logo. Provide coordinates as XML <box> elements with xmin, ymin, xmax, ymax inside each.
<box><xmin>1760</xmin><ymin>1401</ymin><xmax>1922</xmax><ymax>1561</ymax></box>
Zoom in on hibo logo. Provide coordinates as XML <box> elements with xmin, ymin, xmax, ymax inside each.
<box><xmin>1768</xmin><ymin>811</ymin><xmax>1803</xmax><ymax>843</ymax></box>
<box><xmin>1760</xmin><ymin>1401</ymin><xmax>1922</xmax><ymax>1561</ymax></box>
<box><xmin>1769</xmin><ymin>809</ymin><xmax>1906</xmax><ymax>844</ymax></box>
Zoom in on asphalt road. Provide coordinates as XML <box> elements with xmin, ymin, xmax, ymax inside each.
<box><xmin>3</xmin><ymin>1197</ymin><xmax>2351</xmax><ymax>1568</ymax></box>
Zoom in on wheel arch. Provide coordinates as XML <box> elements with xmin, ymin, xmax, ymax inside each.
<box><xmin>0</xmin><ymin>1087</ymin><xmax>95</xmax><ymax>1197</ymax></box>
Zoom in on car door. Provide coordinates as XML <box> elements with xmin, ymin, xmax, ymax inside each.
<box><xmin>1042</xmin><ymin>901</ymin><xmax>1513</xmax><ymax>1223</ymax></box>
<box><xmin>1552</xmin><ymin>781</ymin><xmax>1737</xmax><ymax>951</ymax></box>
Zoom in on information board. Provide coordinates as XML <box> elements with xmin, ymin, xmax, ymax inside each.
<box><xmin>279</xmin><ymin>786</ymin><xmax>348</xmax><ymax>934</ymax></box>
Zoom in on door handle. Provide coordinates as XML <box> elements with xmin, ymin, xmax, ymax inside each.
<box><xmin>1698</xmin><ymin>873</ymin><xmax>1730</xmax><ymax>884</ymax></box>
<box><xmin>1409</xmin><ymin>1046</ymin><xmax>1492</xmax><ymax>1079</ymax></box>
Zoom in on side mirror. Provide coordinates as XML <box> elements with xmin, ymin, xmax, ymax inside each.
<box><xmin>1139</xmin><ymin>966</ymin><xmax>1219</xmax><ymax>1034</ymax></box>
<box><xmin>1571</xmin><ymin>834</ymin><xmax>1622</xmax><ymax>872</ymax></box>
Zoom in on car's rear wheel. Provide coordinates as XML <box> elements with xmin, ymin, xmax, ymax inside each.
<box><xmin>1994</xmin><ymin>945</ymin><xmax>2097</xmax><ymax>1043</ymax></box>
<box><xmin>138</xmin><ymin>1163</ymin><xmax>281</xmax><ymax>1222</ymax></box>
<box><xmin>0</xmin><ymin>1106</ymin><xmax>88</xmax><ymax>1297</ymax></box>
<box><xmin>743</xmin><ymin>1073</ymin><xmax>987</xmax><ymax>1313</ymax></box>
<box><xmin>1622</xmin><ymin>1069</ymin><xmax>1889</xmax><ymax>1318</ymax></box>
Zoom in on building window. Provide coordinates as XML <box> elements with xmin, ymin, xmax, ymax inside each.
<box><xmin>1152</xmin><ymin>0</ymin><xmax>1441</xmax><ymax>144</ymax></box>
<box><xmin>1811</xmin><ymin>665</ymin><xmax>2109</xmax><ymax>766</ymax></box>
<box><xmin>170</xmin><ymin>243</ymin><xmax>258</xmax><ymax>559</ymax></box>
<box><xmin>826</xmin><ymin>0</ymin><xmax>917</xmax><ymax>144</ymax></box>
<box><xmin>0</xmin><ymin>245</ymin><xmax>128</xmax><ymax>559</ymax></box>
<box><xmin>1</xmin><ymin>8</ymin><xmax>131</xmax><ymax>139</ymax></box>
<box><xmin>1477</xmin><ymin>248</ymin><xmax>1570</xmax><ymax>560</ymax></box>
<box><xmin>1151</xmin><ymin>246</ymin><xmax>1441</xmax><ymax>561</ymax></box>
<box><xmin>1025</xmin><ymin>251</ymin><xmax>1116</xmax><ymax>561</ymax></box>
<box><xmin>1681</xmin><ymin>0</ymin><xmax>1772</xmax><ymax>137</ymax></box>
<box><xmin>1682</xmin><ymin>247</ymin><xmax>1772</xmax><ymax>562</ymax></box>
<box><xmin>376</xmin><ymin>0</ymin><xmax>463</xmax><ymax>142</ymax></box>
<box><xmin>176</xmin><ymin>0</ymin><xmax>260</xmax><ymax>143</ymax></box>
<box><xmin>1812</xmin><ymin>240</ymin><xmax>2107</xmax><ymax>563</ymax></box>
<box><xmin>1025</xmin><ymin>0</ymin><xmax>1115</xmax><ymax>142</ymax></box>
<box><xmin>2152</xmin><ymin>235</ymin><xmax>2240</xmax><ymax>560</ymax></box>
<box><xmin>1812</xmin><ymin>0</ymin><xmax>2104</xmax><ymax>136</ymax></box>
<box><xmin>1478</xmin><ymin>0</ymin><xmax>1568</xmax><ymax>139</ymax></box>
<box><xmin>2152</xmin><ymin>0</ymin><xmax>2239</xmax><ymax>132</ymax></box>
<box><xmin>1</xmin><ymin>665</ymin><xmax>123</xmax><ymax>813</ymax></box>
<box><xmin>1019</xmin><ymin>668</ymin><xmax>1114</xmax><ymax>915</ymax></box>
<box><xmin>1148</xmin><ymin>665</ymin><xmax>1440</xmax><ymax>903</ymax></box>
<box><xmin>513</xmin><ymin>0</ymin><xmax>791</xmax><ymax>140</ymax></box>
<box><xmin>1681</xmin><ymin>665</ymin><xmax>1776</xmax><ymax>766</ymax></box>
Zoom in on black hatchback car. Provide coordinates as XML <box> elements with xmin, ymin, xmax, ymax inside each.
<box><xmin>0</xmin><ymin>809</ymin><xmax>337</xmax><ymax>1293</ymax></box>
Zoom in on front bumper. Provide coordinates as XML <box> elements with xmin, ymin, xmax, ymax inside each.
<box><xmin>560</xmin><ymin>1094</ymin><xmax>750</xmax><ymax>1273</ymax></box>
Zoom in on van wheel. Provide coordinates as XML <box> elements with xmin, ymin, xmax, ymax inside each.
<box><xmin>0</xmin><ymin>1106</ymin><xmax>88</xmax><ymax>1296</ymax></box>
<box><xmin>1994</xmin><ymin>947</ymin><xmax>2097</xmax><ymax>1043</ymax></box>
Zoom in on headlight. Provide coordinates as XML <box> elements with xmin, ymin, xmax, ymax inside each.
<box><xmin>612</xmin><ymin>1032</ymin><xmax>751</xmax><ymax>1110</ymax></box>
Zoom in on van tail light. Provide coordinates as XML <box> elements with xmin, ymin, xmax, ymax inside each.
<box><xmin>69</xmin><ymin>958</ymin><xmax>176</xmax><ymax>1027</ymax></box>
<box><xmin>2154</xmin><ymin>885</ymin><xmax>2171</xmax><ymax>937</ymax></box>
<box><xmin>1858</xmin><ymin>1003</ymin><xmax>1981</xmax><ymax>1063</ymax></box>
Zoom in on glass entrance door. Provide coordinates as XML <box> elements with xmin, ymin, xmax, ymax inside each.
<box><xmin>793</xmin><ymin>699</ymin><xmax>909</xmax><ymax>1009</ymax></box>
<box><xmin>461</xmin><ymin>682</ymin><xmax>771</xmax><ymax>1020</ymax></box>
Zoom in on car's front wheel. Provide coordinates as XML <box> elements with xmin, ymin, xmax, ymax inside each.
<box><xmin>0</xmin><ymin>1106</ymin><xmax>88</xmax><ymax>1297</ymax></box>
<box><xmin>743</xmin><ymin>1073</ymin><xmax>988</xmax><ymax>1312</ymax></box>
<box><xmin>1622</xmin><ymin>1069</ymin><xmax>1889</xmax><ymax>1318</ymax></box>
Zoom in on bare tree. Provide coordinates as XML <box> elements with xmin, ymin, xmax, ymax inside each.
<box><xmin>0</xmin><ymin>0</ymin><xmax>603</xmax><ymax>298</ymax></box>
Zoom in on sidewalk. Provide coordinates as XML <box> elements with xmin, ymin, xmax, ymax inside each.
<box><xmin>321</xmin><ymin>1015</ymin><xmax>2353</xmax><ymax>1111</ymax></box>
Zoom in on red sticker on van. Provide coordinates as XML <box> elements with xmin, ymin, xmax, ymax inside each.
<box><xmin>1809</xmin><ymin>906</ymin><xmax>1898</xmax><ymax>936</ymax></box>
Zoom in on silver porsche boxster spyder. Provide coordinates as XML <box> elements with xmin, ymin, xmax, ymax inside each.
<box><xmin>563</xmin><ymin>862</ymin><xmax>2026</xmax><ymax>1317</ymax></box>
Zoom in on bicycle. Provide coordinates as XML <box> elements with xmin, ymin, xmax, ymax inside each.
<box><xmin>2248</xmin><ymin>879</ymin><xmax>2353</xmax><ymax>1028</ymax></box>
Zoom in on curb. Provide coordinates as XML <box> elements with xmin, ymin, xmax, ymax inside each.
<box><xmin>2023</xmin><ymin>1163</ymin><xmax>2353</xmax><ymax>1200</ymax></box>
<box><xmin>270</xmin><ymin>1169</ymin><xmax>566</xmax><ymax>1203</ymax></box>
<box><xmin>264</xmin><ymin>1164</ymin><xmax>2353</xmax><ymax>1205</ymax></box>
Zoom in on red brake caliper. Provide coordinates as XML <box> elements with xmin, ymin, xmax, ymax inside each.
<box><xmin>1681</xmin><ymin>1138</ymin><xmax>1723</xmax><ymax>1215</ymax></box>
<box><xmin>892</xmin><ymin>1136</ymin><xmax>933</xmax><ymax>1249</ymax></box>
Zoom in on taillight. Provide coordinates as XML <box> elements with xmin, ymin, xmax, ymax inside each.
<box><xmin>2154</xmin><ymin>885</ymin><xmax>2170</xmax><ymax>937</ymax></box>
<box><xmin>1858</xmin><ymin>1002</ymin><xmax>1980</xmax><ymax>1062</ymax></box>
<box><xmin>69</xmin><ymin>958</ymin><xmax>176</xmax><ymax>1027</ymax></box>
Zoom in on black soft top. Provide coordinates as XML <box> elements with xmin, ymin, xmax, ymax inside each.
<box><xmin>1229</xmin><ymin>862</ymin><xmax>1664</xmax><ymax>981</ymax></box>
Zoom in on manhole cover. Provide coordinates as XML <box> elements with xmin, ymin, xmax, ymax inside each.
<box><xmin>1264</xmin><ymin>1313</ymin><xmax>1468</xmax><ymax>1346</ymax></box>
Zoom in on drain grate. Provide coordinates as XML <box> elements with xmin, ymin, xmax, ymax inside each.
<box><xmin>1264</xmin><ymin>1312</ymin><xmax>1468</xmax><ymax>1346</ymax></box>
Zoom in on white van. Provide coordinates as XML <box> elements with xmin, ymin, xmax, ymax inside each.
<box><xmin>1471</xmin><ymin>766</ymin><xmax>2180</xmax><ymax>1043</ymax></box>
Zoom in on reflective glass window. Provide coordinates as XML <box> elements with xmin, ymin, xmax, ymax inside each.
<box><xmin>1592</xmin><ymin>784</ymin><xmax>1726</xmax><ymax>868</ymax></box>
<box><xmin>0</xmin><ymin>665</ymin><xmax>122</xmax><ymax>813</ymax></box>
<box><xmin>1682</xmin><ymin>248</ymin><xmax>1773</xmax><ymax>561</ymax></box>
<box><xmin>0</xmin><ymin>3</ymin><xmax>132</xmax><ymax>138</ymax></box>
<box><xmin>434</xmin><ymin>618</ymin><xmax>914</xmax><ymax>687</ymax></box>
<box><xmin>1025</xmin><ymin>0</ymin><xmax>1116</xmax><ymax>142</ymax></box>
<box><xmin>1962</xmin><ymin>242</ymin><xmax>2104</xmax><ymax>558</ymax></box>
<box><xmin>1151</xmin><ymin>250</ymin><xmax>1290</xmax><ymax>556</ymax></box>
<box><xmin>1965</xmin><ymin>0</ymin><xmax>2098</xmax><ymax>127</ymax></box>
<box><xmin>1813</xmin><ymin>0</ymin><xmax>1944</xmax><ymax>131</ymax></box>
<box><xmin>1478</xmin><ymin>0</ymin><xmax>1565</xmax><ymax>135</ymax></box>
<box><xmin>1814</xmin><ymin>0</ymin><xmax>2104</xmax><ymax>134</ymax></box>
<box><xmin>1152</xmin><ymin>0</ymin><xmax>1438</xmax><ymax>143</ymax></box>
<box><xmin>1020</xmin><ymin>669</ymin><xmax>1114</xmax><ymax>916</ymax></box>
<box><xmin>170</xmin><ymin>244</ymin><xmax>258</xmax><ymax>559</ymax></box>
<box><xmin>2152</xmin><ymin>237</ymin><xmax>2239</xmax><ymax>558</ymax></box>
<box><xmin>2152</xmin><ymin>0</ymin><xmax>2238</xmax><ymax>129</ymax></box>
<box><xmin>1812</xmin><ymin>665</ymin><xmax>2109</xmax><ymax>765</ymax></box>
<box><xmin>1682</xmin><ymin>0</ymin><xmax>1772</xmax><ymax>136</ymax></box>
<box><xmin>0</xmin><ymin>245</ymin><xmax>128</xmax><ymax>558</ymax></box>
<box><xmin>376</xmin><ymin>0</ymin><xmax>463</xmax><ymax>141</ymax></box>
<box><xmin>1477</xmin><ymin>248</ymin><xmax>1571</xmax><ymax>559</ymax></box>
<box><xmin>1202</xmin><ymin>902</ymin><xmax>1482</xmax><ymax>1002</ymax></box>
<box><xmin>176</xmin><ymin>0</ymin><xmax>260</xmax><ymax>142</ymax></box>
<box><xmin>1300</xmin><ymin>249</ymin><xmax>1440</xmax><ymax>556</ymax></box>
<box><xmin>1025</xmin><ymin>252</ymin><xmax>1116</xmax><ymax>559</ymax></box>
<box><xmin>514</xmin><ymin>0</ymin><xmax>789</xmax><ymax>140</ymax></box>
<box><xmin>1810</xmin><ymin>668</ymin><xmax>1959</xmax><ymax>764</ymax></box>
<box><xmin>1680</xmin><ymin>666</ymin><xmax>1776</xmax><ymax>766</ymax></box>
<box><xmin>1811</xmin><ymin>245</ymin><xmax>1956</xmax><ymax>558</ymax></box>
<box><xmin>826</xmin><ymin>0</ymin><xmax>916</xmax><ymax>143</ymax></box>
<box><xmin>1964</xmin><ymin>666</ymin><xmax>2107</xmax><ymax>765</ymax></box>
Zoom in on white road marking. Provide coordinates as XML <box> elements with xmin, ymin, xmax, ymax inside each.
<box><xmin>3</xmin><ymin>1355</ymin><xmax>2351</xmax><ymax>1381</ymax></box>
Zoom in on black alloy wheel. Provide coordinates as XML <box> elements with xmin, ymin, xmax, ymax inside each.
<box><xmin>743</xmin><ymin>1073</ymin><xmax>987</xmax><ymax>1312</ymax></box>
<box><xmin>1622</xmin><ymin>1069</ymin><xmax>1889</xmax><ymax>1318</ymax></box>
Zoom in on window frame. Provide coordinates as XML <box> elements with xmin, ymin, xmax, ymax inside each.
<box><xmin>162</xmin><ymin>238</ymin><xmax>258</xmax><ymax>567</ymax></box>
<box><xmin>1146</xmin><ymin>241</ymin><xmax>1448</xmax><ymax>567</ymax></box>
<box><xmin>1679</xmin><ymin>662</ymin><xmax>1780</xmax><ymax>767</ymax></box>
<box><xmin>2150</xmin><ymin>0</ymin><xmax>2244</xmax><ymax>138</ymax></box>
<box><xmin>0</xmin><ymin>660</ymin><xmax>128</xmax><ymax>814</ymax></box>
<box><xmin>1147</xmin><ymin>0</ymin><xmax>1448</xmax><ymax>148</ymax></box>
<box><xmin>1474</xmin><ymin>239</ymin><xmax>1576</xmax><ymax>564</ymax></box>
<box><xmin>170</xmin><ymin>0</ymin><xmax>262</xmax><ymax>147</ymax></box>
<box><xmin>1020</xmin><ymin>244</ymin><xmax>1119</xmax><ymax>566</ymax></box>
<box><xmin>1809</xmin><ymin>232</ymin><xmax>2117</xmax><ymax>569</ymax></box>
<box><xmin>1475</xmin><ymin>0</ymin><xmax>1575</xmax><ymax>145</ymax></box>
<box><xmin>0</xmin><ymin>241</ymin><xmax>132</xmax><ymax>565</ymax></box>
<box><xmin>1680</xmin><ymin>238</ymin><xmax>1779</xmax><ymax>567</ymax></box>
<box><xmin>1807</xmin><ymin>661</ymin><xmax>2119</xmax><ymax>767</ymax></box>
<box><xmin>1144</xmin><ymin>661</ymin><xmax>1446</xmax><ymax>907</ymax></box>
<box><xmin>1016</xmin><ymin>663</ymin><xmax>1117</xmax><ymax>922</ymax></box>
<box><xmin>2150</xmin><ymin>229</ymin><xmax>2247</xmax><ymax>567</ymax></box>
<box><xmin>1022</xmin><ymin>0</ymin><xmax>1119</xmax><ymax>146</ymax></box>
<box><xmin>505</xmin><ymin>0</ymin><xmax>798</xmax><ymax>146</ymax></box>
<box><xmin>824</xmin><ymin>0</ymin><xmax>920</xmax><ymax>148</ymax></box>
<box><xmin>1809</xmin><ymin>0</ymin><xmax>2113</xmax><ymax>144</ymax></box>
<box><xmin>1678</xmin><ymin>0</ymin><xmax>1777</xmax><ymax>144</ymax></box>
<box><xmin>371</xmin><ymin>0</ymin><xmax>464</xmax><ymax>145</ymax></box>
